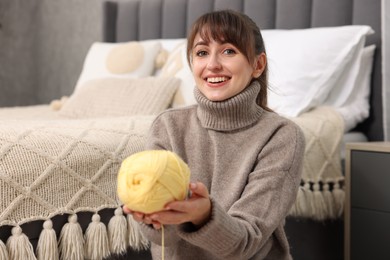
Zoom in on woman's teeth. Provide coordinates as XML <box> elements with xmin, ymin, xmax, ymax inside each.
<box><xmin>207</xmin><ymin>77</ymin><xmax>228</xmax><ymax>83</ymax></box>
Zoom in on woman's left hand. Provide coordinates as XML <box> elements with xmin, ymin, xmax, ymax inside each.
<box><xmin>123</xmin><ymin>181</ymin><xmax>211</xmax><ymax>229</ymax></box>
<box><xmin>149</xmin><ymin>181</ymin><xmax>212</xmax><ymax>229</ymax></box>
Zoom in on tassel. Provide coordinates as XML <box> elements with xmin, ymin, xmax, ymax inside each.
<box><xmin>332</xmin><ymin>182</ymin><xmax>345</xmax><ymax>217</ymax></box>
<box><xmin>84</xmin><ymin>213</ymin><xmax>110</xmax><ymax>260</ymax></box>
<box><xmin>301</xmin><ymin>182</ymin><xmax>315</xmax><ymax>218</ymax></box>
<box><xmin>322</xmin><ymin>183</ymin><xmax>336</xmax><ymax>219</ymax></box>
<box><xmin>294</xmin><ymin>186</ymin><xmax>309</xmax><ymax>217</ymax></box>
<box><xmin>312</xmin><ymin>183</ymin><xmax>327</xmax><ymax>221</ymax></box>
<box><xmin>108</xmin><ymin>208</ymin><xmax>128</xmax><ymax>255</ymax></box>
<box><xmin>6</xmin><ymin>226</ymin><xmax>37</xmax><ymax>260</ymax></box>
<box><xmin>58</xmin><ymin>214</ymin><xmax>84</xmax><ymax>260</ymax></box>
<box><xmin>36</xmin><ymin>220</ymin><xmax>59</xmax><ymax>260</ymax></box>
<box><xmin>0</xmin><ymin>239</ymin><xmax>9</xmax><ymax>260</ymax></box>
<box><xmin>127</xmin><ymin>214</ymin><xmax>149</xmax><ymax>251</ymax></box>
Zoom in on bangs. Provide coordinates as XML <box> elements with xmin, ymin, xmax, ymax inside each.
<box><xmin>195</xmin><ymin>12</ymin><xmax>252</xmax><ymax>59</ymax></box>
<box><xmin>187</xmin><ymin>10</ymin><xmax>258</xmax><ymax>65</ymax></box>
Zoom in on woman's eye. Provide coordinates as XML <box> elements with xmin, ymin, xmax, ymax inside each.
<box><xmin>223</xmin><ymin>49</ymin><xmax>236</xmax><ymax>55</ymax></box>
<box><xmin>196</xmin><ymin>50</ymin><xmax>208</xmax><ymax>57</ymax></box>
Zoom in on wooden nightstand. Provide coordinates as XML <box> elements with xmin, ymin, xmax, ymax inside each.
<box><xmin>345</xmin><ymin>142</ymin><xmax>390</xmax><ymax>260</ymax></box>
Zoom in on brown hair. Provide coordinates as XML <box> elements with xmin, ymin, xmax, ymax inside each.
<box><xmin>186</xmin><ymin>9</ymin><xmax>271</xmax><ymax>111</ymax></box>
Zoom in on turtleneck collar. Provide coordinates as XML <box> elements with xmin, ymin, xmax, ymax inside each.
<box><xmin>195</xmin><ymin>81</ymin><xmax>264</xmax><ymax>131</ymax></box>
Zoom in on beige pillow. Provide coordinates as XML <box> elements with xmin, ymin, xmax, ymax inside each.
<box><xmin>158</xmin><ymin>41</ymin><xmax>197</xmax><ymax>108</ymax></box>
<box><xmin>59</xmin><ymin>77</ymin><xmax>179</xmax><ymax>118</ymax></box>
<box><xmin>74</xmin><ymin>41</ymin><xmax>162</xmax><ymax>93</ymax></box>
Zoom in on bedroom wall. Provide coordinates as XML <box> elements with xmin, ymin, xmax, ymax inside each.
<box><xmin>0</xmin><ymin>0</ymin><xmax>102</xmax><ymax>107</ymax></box>
<box><xmin>0</xmin><ymin>0</ymin><xmax>40</xmax><ymax>106</ymax></box>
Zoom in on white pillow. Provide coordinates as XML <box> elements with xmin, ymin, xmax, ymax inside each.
<box><xmin>74</xmin><ymin>41</ymin><xmax>162</xmax><ymax>92</ymax></box>
<box><xmin>158</xmin><ymin>40</ymin><xmax>197</xmax><ymax>107</ymax></box>
<box><xmin>264</xmin><ymin>25</ymin><xmax>374</xmax><ymax>117</ymax></box>
<box><xmin>334</xmin><ymin>45</ymin><xmax>376</xmax><ymax>132</ymax></box>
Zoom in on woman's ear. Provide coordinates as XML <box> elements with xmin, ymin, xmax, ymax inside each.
<box><xmin>252</xmin><ymin>53</ymin><xmax>267</xmax><ymax>78</ymax></box>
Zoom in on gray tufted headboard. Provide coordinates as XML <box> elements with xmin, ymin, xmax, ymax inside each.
<box><xmin>102</xmin><ymin>0</ymin><xmax>383</xmax><ymax>141</ymax></box>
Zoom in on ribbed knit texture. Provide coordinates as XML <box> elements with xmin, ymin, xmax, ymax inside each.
<box><xmin>195</xmin><ymin>81</ymin><xmax>263</xmax><ymax>131</ymax></box>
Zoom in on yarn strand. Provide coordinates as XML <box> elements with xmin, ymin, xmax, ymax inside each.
<box><xmin>161</xmin><ymin>224</ymin><xmax>165</xmax><ymax>260</ymax></box>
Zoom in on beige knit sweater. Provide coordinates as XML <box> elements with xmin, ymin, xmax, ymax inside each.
<box><xmin>141</xmin><ymin>81</ymin><xmax>305</xmax><ymax>260</ymax></box>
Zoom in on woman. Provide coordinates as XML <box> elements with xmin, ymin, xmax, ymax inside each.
<box><xmin>124</xmin><ymin>9</ymin><xmax>305</xmax><ymax>260</ymax></box>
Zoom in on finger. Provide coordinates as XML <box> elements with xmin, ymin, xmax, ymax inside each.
<box><xmin>144</xmin><ymin>216</ymin><xmax>153</xmax><ymax>225</ymax></box>
<box><xmin>152</xmin><ymin>222</ymin><xmax>162</xmax><ymax>229</ymax></box>
<box><xmin>132</xmin><ymin>212</ymin><xmax>145</xmax><ymax>222</ymax></box>
<box><xmin>164</xmin><ymin>200</ymin><xmax>192</xmax><ymax>213</ymax></box>
<box><xmin>122</xmin><ymin>206</ymin><xmax>132</xmax><ymax>214</ymax></box>
<box><xmin>150</xmin><ymin>211</ymin><xmax>184</xmax><ymax>224</ymax></box>
<box><xmin>189</xmin><ymin>182</ymin><xmax>209</xmax><ymax>198</ymax></box>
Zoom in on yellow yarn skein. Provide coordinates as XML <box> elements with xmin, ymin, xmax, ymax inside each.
<box><xmin>117</xmin><ymin>150</ymin><xmax>191</xmax><ymax>214</ymax></box>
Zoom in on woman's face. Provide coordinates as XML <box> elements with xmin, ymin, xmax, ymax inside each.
<box><xmin>191</xmin><ymin>33</ymin><xmax>261</xmax><ymax>102</ymax></box>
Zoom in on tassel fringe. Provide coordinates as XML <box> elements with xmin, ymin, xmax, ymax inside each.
<box><xmin>289</xmin><ymin>180</ymin><xmax>345</xmax><ymax>221</ymax></box>
<box><xmin>6</xmin><ymin>226</ymin><xmax>36</xmax><ymax>260</ymax></box>
<box><xmin>1</xmin><ymin>184</ymin><xmax>344</xmax><ymax>259</ymax></box>
<box><xmin>108</xmin><ymin>208</ymin><xmax>128</xmax><ymax>255</ymax></box>
<box><xmin>36</xmin><ymin>220</ymin><xmax>59</xmax><ymax>260</ymax></box>
<box><xmin>312</xmin><ymin>183</ymin><xmax>327</xmax><ymax>221</ymax></box>
<box><xmin>0</xmin><ymin>239</ymin><xmax>9</xmax><ymax>260</ymax></box>
<box><xmin>58</xmin><ymin>214</ymin><xmax>84</xmax><ymax>260</ymax></box>
<box><xmin>332</xmin><ymin>182</ymin><xmax>345</xmax><ymax>217</ymax></box>
<box><xmin>84</xmin><ymin>214</ymin><xmax>110</xmax><ymax>260</ymax></box>
<box><xmin>322</xmin><ymin>183</ymin><xmax>336</xmax><ymax>219</ymax></box>
<box><xmin>127</xmin><ymin>214</ymin><xmax>150</xmax><ymax>251</ymax></box>
<box><xmin>1</xmin><ymin>209</ymin><xmax>152</xmax><ymax>259</ymax></box>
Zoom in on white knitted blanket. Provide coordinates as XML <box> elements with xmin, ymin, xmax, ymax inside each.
<box><xmin>0</xmin><ymin>114</ymin><xmax>154</xmax><ymax>226</ymax></box>
<box><xmin>289</xmin><ymin>106</ymin><xmax>345</xmax><ymax>220</ymax></box>
<box><xmin>0</xmin><ymin>105</ymin><xmax>344</xmax><ymax>258</ymax></box>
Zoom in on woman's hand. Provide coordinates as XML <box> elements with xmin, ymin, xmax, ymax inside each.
<box><xmin>123</xmin><ymin>181</ymin><xmax>211</xmax><ymax>229</ymax></box>
<box><xmin>122</xmin><ymin>207</ymin><xmax>163</xmax><ymax>229</ymax></box>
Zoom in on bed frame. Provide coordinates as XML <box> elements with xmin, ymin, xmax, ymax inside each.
<box><xmin>100</xmin><ymin>0</ymin><xmax>383</xmax><ymax>259</ymax></box>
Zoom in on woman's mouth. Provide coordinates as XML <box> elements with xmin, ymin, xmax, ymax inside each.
<box><xmin>206</xmin><ymin>76</ymin><xmax>230</xmax><ymax>83</ymax></box>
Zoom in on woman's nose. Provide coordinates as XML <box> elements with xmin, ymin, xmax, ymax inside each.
<box><xmin>206</xmin><ymin>54</ymin><xmax>222</xmax><ymax>70</ymax></box>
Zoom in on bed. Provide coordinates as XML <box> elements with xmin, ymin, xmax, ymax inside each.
<box><xmin>0</xmin><ymin>0</ymin><xmax>383</xmax><ymax>259</ymax></box>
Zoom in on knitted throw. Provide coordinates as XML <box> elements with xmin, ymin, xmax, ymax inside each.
<box><xmin>0</xmin><ymin>105</ymin><xmax>344</xmax><ymax>259</ymax></box>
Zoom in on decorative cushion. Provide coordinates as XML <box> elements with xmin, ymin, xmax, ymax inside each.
<box><xmin>157</xmin><ymin>40</ymin><xmax>197</xmax><ymax>108</ymax></box>
<box><xmin>60</xmin><ymin>77</ymin><xmax>180</xmax><ymax>118</ymax></box>
<box><xmin>74</xmin><ymin>41</ymin><xmax>162</xmax><ymax>92</ymax></box>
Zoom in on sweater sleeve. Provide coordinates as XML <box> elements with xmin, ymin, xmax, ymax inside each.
<box><xmin>144</xmin><ymin>113</ymin><xmax>173</xmax><ymax>151</ymax></box>
<box><xmin>176</xmin><ymin>122</ymin><xmax>305</xmax><ymax>259</ymax></box>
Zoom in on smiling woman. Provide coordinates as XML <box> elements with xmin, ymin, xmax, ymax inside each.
<box><xmin>123</xmin><ymin>9</ymin><xmax>306</xmax><ymax>260</ymax></box>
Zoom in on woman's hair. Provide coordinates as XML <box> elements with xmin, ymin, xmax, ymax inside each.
<box><xmin>186</xmin><ymin>9</ymin><xmax>271</xmax><ymax>111</ymax></box>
